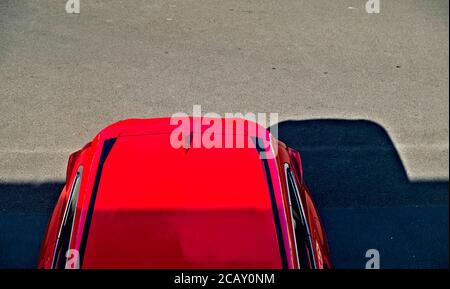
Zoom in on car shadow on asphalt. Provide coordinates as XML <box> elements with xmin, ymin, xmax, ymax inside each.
<box><xmin>271</xmin><ymin>119</ymin><xmax>448</xmax><ymax>268</ymax></box>
<box><xmin>0</xmin><ymin>119</ymin><xmax>448</xmax><ymax>268</ymax></box>
<box><xmin>0</xmin><ymin>182</ymin><xmax>63</xmax><ymax>268</ymax></box>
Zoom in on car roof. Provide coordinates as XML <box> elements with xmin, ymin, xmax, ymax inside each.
<box><xmin>81</xmin><ymin>117</ymin><xmax>283</xmax><ymax>268</ymax></box>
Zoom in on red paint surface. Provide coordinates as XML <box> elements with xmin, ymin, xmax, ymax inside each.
<box><xmin>38</xmin><ymin>117</ymin><xmax>331</xmax><ymax>269</ymax></box>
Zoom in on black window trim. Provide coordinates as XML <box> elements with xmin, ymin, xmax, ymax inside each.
<box><xmin>284</xmin><ymin>163</ymin><xmax>317</xmax><ymax>269</ymax></box>
<box><xmin>51</xmin><ymin>165</ymin><xmax>83</xmax><ymax>269</ymax></box>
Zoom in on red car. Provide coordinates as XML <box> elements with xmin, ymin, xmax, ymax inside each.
<box><xmin>38</xmin><ymin>117</ymin><xmax>331</xmax><ymax>269</ymax></box>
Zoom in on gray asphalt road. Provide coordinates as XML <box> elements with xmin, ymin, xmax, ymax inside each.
<box><xmin>0</xmin><ymin>0</ymin><xmax>448</xmax><ymax>268</ymax></box>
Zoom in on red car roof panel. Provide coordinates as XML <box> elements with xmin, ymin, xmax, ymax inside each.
<box><xmin>82</xmin><ymin>133</ymin><xmax>282</xmax><ymax>268</ymax></box>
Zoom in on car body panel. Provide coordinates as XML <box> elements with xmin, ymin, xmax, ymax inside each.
<box><xmin>38</xmin><ymin>117</ymin><xmax>331</xmax><ymax>269</ymax></box>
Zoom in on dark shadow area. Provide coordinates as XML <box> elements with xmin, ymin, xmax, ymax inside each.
<box><xmin>272</xmin><ymin>119</ymin><xmax>448</xmax><ymax>208</ymax></box>
<box><xmin>271</xmin><ymin>119</ymin><xmax>448</xmax><ymax>268</ymax></box>
<box><xmin>0</xmin><ymin>183</ymin><xmax>63</xmax><ymax>214</ymax></box>
<box><xmin>0</xmin><ymin>182</ymin><xmax>63</xmax><ymax>268</ymax></box>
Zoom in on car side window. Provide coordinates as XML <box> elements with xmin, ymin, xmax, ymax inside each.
<box><xmin>284</xmin><ymin>164</ymin><xmax>316</xmax><ymax>269</ymax></box>
<box><xmin>52</xmin><ymin>166</ymin><xmax>82</xmax><ymax>269</ymax></box>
